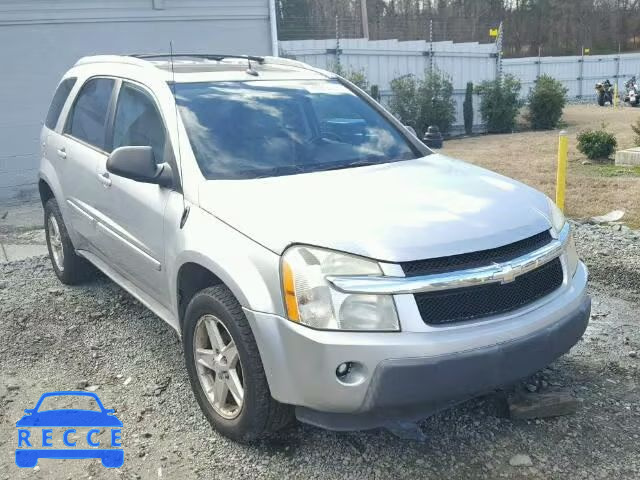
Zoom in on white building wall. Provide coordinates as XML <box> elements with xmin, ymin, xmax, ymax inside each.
<box><xmin>0</xmin><ymin>0</ymin><xmax>272</xmax><ymax>201</ymax></box>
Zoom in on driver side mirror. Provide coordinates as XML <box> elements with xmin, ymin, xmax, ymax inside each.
<box><xmin>107</xmin><ymin>146</ymin><xmax>173</xmax><ymax>188</ymax></box>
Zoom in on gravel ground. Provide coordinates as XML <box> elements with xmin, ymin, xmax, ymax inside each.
<box><xmin>1</xmin><ymin>222</ymin><xmax>639</xmax><ymax>480</ymax></box>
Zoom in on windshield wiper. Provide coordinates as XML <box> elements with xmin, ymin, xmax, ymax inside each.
<box><xmin>314</xmin><ymin>158</ymin><xmax>386</xmax><ymax>173</ymax></box>
<box><xmin>252</xmin><ymin>165</ymin><xmax>310</xmax><ymax>179</ymax></box>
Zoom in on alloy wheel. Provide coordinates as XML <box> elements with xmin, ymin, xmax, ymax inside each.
<box><xmin>47</xmin><ymin>215</ymin><xmax>64</xmax><ymax>271</ymax></box>
<box><xmin>193</xmin><ymin>314</ymin><xmax>244</xmax><ymax>419</ymax></box>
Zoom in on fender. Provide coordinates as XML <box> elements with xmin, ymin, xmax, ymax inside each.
<box><xmin>166</xmin><ymin>204</ymin><xmax>286</xmax><ymax>327</ymax></box>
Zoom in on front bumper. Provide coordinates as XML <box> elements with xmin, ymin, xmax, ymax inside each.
<box><xmin>245</xmin><ymin>262</ymin><xmax>589</xmax><ymax>431</ymax></box>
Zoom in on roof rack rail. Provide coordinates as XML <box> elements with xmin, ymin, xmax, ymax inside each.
<box><xmin>130</xmin><ymin>53</ymin><xmax>265</xmax><ymax>64</ymax></box>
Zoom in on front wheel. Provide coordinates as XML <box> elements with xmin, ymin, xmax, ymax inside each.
<box><xmin>597</xmin><ymin>92</ymin><xmax>605</xmax><ymax>106</ymax></box>
<box><xmin>183</xmin><ymin>285</ymin><xmax>293</xmax><ymax>442</ymax></box>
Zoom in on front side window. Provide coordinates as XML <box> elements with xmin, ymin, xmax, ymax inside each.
<box><xmin>111</xmin><ymin>83</ymin><xmax>166</xmax><ymax>162</ymax></box>
<box><xmin>175</xmin><ymin>80</ymin><xmax>420</xmax><ymax>180</ymax></box>
<box><xmin>45</xmin><ymin>78</ymin><xmax>76</xmax><ymax>130</ymax></box>
<box><xmin>66</xmin><ymin>78</ymin><xmax>115</xmax><ymax>151</ymax></box>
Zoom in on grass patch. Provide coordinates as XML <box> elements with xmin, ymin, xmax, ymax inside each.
<box><xmin>442</xmin><ymin>104</ymin><xmax>640</xmax><ymax>226</ymax></box>
<box><xmin>586</xmin><ymin>164</ymin><xmax>640</xmax><ymax>177</ymax></box>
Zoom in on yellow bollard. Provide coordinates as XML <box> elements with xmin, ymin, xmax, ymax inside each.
<box><xmin>556</xmin><ymin>130</ymin><xmax>569</xmax><ymax>211</ymax></box>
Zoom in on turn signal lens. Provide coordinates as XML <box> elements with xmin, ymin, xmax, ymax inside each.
<box><xmin>282</xmin><ymin>261</ymin><xmax>299</xmax><ymax>322</ymax></box>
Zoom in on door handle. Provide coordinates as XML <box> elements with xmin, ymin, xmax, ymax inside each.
<box><xmin>56</xmin><ymin>148</ymin><xmax>67</xmax><ymax>159</ymax></box>
<box><xmin>98</xmin><ymin>172</ymin><xmax>112</xmax><ymax>188</ymax></box>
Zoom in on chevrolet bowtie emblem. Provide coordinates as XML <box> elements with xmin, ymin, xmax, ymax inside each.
<box><xmin>497</xmin><ymin>264</ymin><xmax>520</xmax><ymax>284</ymax></box>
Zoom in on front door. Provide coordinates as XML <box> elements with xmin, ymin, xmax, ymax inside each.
<box><xmin>91</xmin><ymin>80</ymin><xmax>172</xmax><ymax>305</ymax></box>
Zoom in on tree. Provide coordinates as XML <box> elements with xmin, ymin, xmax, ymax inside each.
<box><xmin>463</xmin><ymin>81</ymin><xmax>474</xmax><ymax>135</ymax></box>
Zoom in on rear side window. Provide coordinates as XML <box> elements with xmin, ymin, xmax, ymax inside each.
<box><xmin>111</xmin><ymin>83</ymin><xmax>166</xmax><ymax>162</ymax></box>
<box><xmin>45</xmin><ymin>78</ymin><xmax>76</xmax><ymax>130</ymax></box>
<box><xmin>66</xmin><ymin>78</ymin><xmax>115</xmax><ymax>151</ymax></box>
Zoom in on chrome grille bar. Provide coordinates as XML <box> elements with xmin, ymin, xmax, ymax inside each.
<box><xmin>326</xmin><ymin>225</ymin><xmax>570</xmax><ymax>295</ymax></box>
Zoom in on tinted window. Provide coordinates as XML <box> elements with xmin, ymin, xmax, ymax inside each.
<box><xmin>175</xmin><ymin>80</ymin><xmax>419</xmax><ymax>180</ymax></box>
<box><xmin>66</xmin><ymin>78</ymin><xmax>114</xmax><ymax>150</ymax></box>
<box><xmin>45</xmin><ymin>78</ymin><xmax>76</xmax><ymax>130</ymax></box>
<box><xmin>111</xmin><ymin>83</ymin><xmax>166</xmax><ymax>161</ymax></box>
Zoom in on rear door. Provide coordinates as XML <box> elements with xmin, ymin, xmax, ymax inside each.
<box><xmin>60</xmin><ymin>77</ymin><xmax>116</xmax><ymax>251</ymax></box>
<box><xmin>41</xmin><ymin>77</ymin><xmax>77</xmax><ymax>229</ymax></box>
<box><xmin>91</xmin><ymin>80</ymin><xmax>172</xmax><ymax>303</ymax></box>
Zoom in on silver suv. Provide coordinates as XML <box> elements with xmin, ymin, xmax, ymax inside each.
<box><xmin>39</xmin><ymin>54</ymin><xmax>590</xmax><ymax>441</ymax></box>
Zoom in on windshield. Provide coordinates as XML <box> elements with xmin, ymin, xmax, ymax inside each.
<box><xmin>175</xmin><ymin>79</ymin><xmax>421</xmax><ymax>180</ymax></box>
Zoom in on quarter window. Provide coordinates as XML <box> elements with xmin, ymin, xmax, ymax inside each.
<box><xmin>66</xmin><ymin>78</ymin><xmax>115</xmax><ymax>151</ymax></box>
<box><xmin>45</xmin><ymin>78</ymin><xmax>76</xmax><ymax>130</ymax></box>
<box><xmin>111</xmin><ymin>83</ymin><xmax>166</xmax><ymax>162</ymax></box>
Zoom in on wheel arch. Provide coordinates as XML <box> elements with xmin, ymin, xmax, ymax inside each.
<box><xmin>176</xmin><ymin>261</ymin><xmax>226</xmax><ymax>330</ymax></box>
<box><xmin>174</xmin><ymin>253</ymin><xmax>268</xmax><ymax>332</ymax></box>
<box><xmin>38</xmin><ymin>178</ymin><xmax>55</xmax><ymax>205</ymax></box>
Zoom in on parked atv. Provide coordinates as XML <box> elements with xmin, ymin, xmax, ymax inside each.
<box><xmin>624</xmin><ymin>76</ymin><xmax>640</xmax><ymax>107</ymax></box>
<box><xmin>595</xmin><ymin>79</ymin><xmax>613</xmax><ymax>106</ymax></box>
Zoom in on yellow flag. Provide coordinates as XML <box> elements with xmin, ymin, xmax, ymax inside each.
<box><xmin>584</xmin><ymin>48</ymin><xmax>590</xmax><ymax>55</ymax></box>
<box><xmin>489</xmin><ymin>28</ymin><xmax>498</xmax><ymax>38</ymax></box>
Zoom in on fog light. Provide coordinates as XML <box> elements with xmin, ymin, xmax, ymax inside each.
<box><xmin>335</xmin><ymin>361</ymin><xmax>367</xmax><ymax>386</ymax></box>
<box><xmin>336</xmin><ymin>362</ymin><xmax>352</xmax><ymax>378</ymax></box>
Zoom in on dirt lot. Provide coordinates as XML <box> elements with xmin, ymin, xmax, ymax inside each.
<box><xmin>0</xmin><ymin>219</ymin><xmax>639</xmax><ymax>479</ymax></box>
<box><xmin>443</xmin><ymin>104</ymin><xmax>640</xmax><ymax>226</ymax></box>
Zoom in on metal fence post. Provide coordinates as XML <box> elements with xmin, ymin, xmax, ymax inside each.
<box><xmin>495</xmin><ymin>21</ymin><xmax>504</xmax><ymax>80</ymax></box>
<box><xmin>335</xmin><ymin>14</ymin><xmax>341</xmax><ymax>73</ymax></box>
<box><xmin>578</xmin><ymin>46</ymin><xmax>584</xmax><ymax>99</ymax></box>
<box><xmin>429</xmin><ymin>19</ymin><xmax>434</xmax><ymax>73</ymax></box>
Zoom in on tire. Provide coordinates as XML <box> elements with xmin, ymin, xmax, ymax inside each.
<box><xmin>597</xmin><ymin>93</ymin><xmax>605</xmax><ymax>106</ymax></box>
<box><xmin>183</xmin><ymin>285</ymin><xmax>293</xmax><ymax>442</ymax></box>
<box><xmin>44</xmin><ymin>198</ymin><xmax>93</xmax><ymax>285</ymax></box>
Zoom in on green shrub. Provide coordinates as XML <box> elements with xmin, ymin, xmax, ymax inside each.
<box><xmin>345</xmin><ymin>69</ymin><xmax>369</xmax><ymax>91</ymax></box>
<box><xmin>388</xmin><ymin>70</ymin><xmax>456</xmax><ymax>134</ymax></box>
<box><xmin>388</xmin><ymin>74</ymin><xmax>420</xmax><ymax>130</ymax></box>
<box><xmin>328</xmin><ymin>61</ymin><xmax>369</xmax><ymax>91</ymax></box>
<box><xmin>527</xmin><ymin>75</ymin><xmax>568</xmax><ymax>130</ymax></box>
<box><xmin>417</xmin><ymin>70</ymin><xmax>456</xmax><ymax>134</ymax></box>
<box><xmin>631</xmin><ymin>118</ymin><xmax>640</xmax><ymax>146</ymax></box>
<box><xmin>463</xmin><ymin>82</ymin><xmax>474</xmax><ymax>135</ymax></box>
<box><xmin>476</xmin><ymin>75</ymin><xmax>522</xmax><ymax>133</ymax></box>
<box><xmin>577</xmin><ymin>126</ymin><xmax>617</xmax><ymax>160</ymax></box>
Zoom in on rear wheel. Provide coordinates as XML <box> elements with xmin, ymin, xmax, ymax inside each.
<box><xmin>44</xmin><ymin>198</ymin><xmax>93</xmax><ymax>285</ymax></box>
<box><xmin>183</xmin><ymin>285</ymin><xmax>293</xmax><ymax>442</ymax></box>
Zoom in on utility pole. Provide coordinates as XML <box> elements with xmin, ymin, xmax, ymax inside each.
<box><xmin>360</xmin><ymin>0</ymin><xmax>369</xmax><ymax>39</ymax></box>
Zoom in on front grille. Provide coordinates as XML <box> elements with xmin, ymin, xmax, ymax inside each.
<box><xmin>401</xmin><ymin>230</ymin><xmax>553</xmax><ymax>277</ymax></box>
<box><xmin>414</xmin><ymin>258</ymin><xmax>564</xmax><ymax>325</ymax></box>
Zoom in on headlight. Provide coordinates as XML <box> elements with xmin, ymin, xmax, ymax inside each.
<box><xmin>281</xmin><ymin>246</ymin><xmax>399</xmax><ymax>331</ymax></box>
<box><xmin>547</xmin><ymin>197</ymin><xmax>566</xmax><ymax>234</ymax></box>
<box><xmin>566</xmin><ymin>233</ymin><xmax>579</xmax><ymax>277</ymax></box>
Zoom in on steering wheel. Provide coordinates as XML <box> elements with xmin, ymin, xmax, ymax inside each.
<box><xmin>307</xmin><ymin>132</ymin><xmax>342</xmax><ymax>144</ymax></box>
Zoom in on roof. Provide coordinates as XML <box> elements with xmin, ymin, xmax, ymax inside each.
<box><xmin>73</xmin><ymin>54</ymin><xmax>334</xmax><ymax>83</ymax></box>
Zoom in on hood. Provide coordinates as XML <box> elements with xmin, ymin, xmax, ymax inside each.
<box><xmin>198</xmin><ymin>154</ymin><xmax>553</xmax><ymax>262</ymax></box>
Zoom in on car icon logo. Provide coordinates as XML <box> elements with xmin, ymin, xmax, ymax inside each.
<box><xmin>15</xmin><ymin>391</ymin><xmax>123</xmax><ymax>468</ymax></box>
